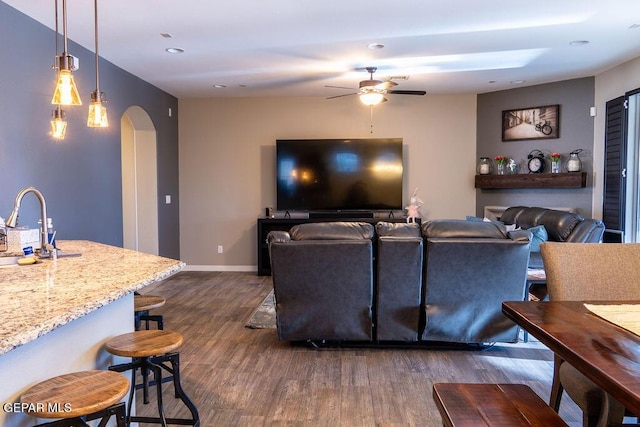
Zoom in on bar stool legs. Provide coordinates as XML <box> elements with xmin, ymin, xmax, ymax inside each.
<box><xmin>134</xmin><ymin>293</ymin><xmax>166</xmax><ymax>331</ymax></box>
<box><xmin>28</xmin><ymin>403</ymin><xmax>126</xmax><ymax>427</ymax></box>
<box><xmin>105</xmin><ymin>330</ymin><xmax>199</xmax><ymax>427</ymax></box>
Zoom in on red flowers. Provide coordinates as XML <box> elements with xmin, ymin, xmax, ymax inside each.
<box><xmin>494</xmin><ymin>155</ymin><xmax>506</xmax><ymax>165</ymax></box>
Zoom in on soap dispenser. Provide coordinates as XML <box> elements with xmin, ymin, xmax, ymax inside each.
<box><xmin>0</xmin><ymin>216</ymin><xmax>6</xmax><ymax>252</ymax></box>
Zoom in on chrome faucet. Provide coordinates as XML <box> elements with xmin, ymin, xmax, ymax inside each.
<box><xmin>6</xmin><ymin>187</ymin><xmax>50</xmax><ymax>257</ymax></box>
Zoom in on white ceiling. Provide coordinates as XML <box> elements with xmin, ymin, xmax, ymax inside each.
<box><xmin>5</xmin><ymin>0</ymin><xmax>640</xmax><ymax>99</ymax></box>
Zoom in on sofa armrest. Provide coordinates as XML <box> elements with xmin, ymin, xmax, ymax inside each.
<box><xmin>267</xmin><ymin>230</ymin><xmax>291</xmax><ymax>244</ymax></box>
<box><xmin>566</xmin><ymin>219</ymin><xmax>605</xmax><ymax>243</ymax></box>
<box><xmin>376</xmin><ymin>221</ymin><xmax>422</xmax><ymax>238</ymax></box>
<box><xmin>508</xmin><ymin>229</ymin><xmax>532</xmax><ymax>243</ymax></box>
<box><xmin>423</xmin><ymin>219</ymin><xmax>507</xmax><ymax>239</ymax></box>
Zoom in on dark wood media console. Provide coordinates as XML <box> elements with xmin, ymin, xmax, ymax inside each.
<box><xmin>257</xmin><ymin>216</ymin><xmax>410</xmax><ymax>276</ymax></box>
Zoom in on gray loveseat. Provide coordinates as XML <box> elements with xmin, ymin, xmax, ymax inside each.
<box><xmin>268</xmin><ymin>219</ymin><xmax>531</xmax><ymax>345</ymax></box>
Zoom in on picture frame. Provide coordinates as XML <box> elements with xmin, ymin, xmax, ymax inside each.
<box><xmin>502</xmin><ymin>104</ymin><xmax>560</xmax><ymax>141</ymax></box>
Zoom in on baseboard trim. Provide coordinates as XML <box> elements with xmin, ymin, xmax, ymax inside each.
<box><xmin>183</xmin><ymin>265</ymin><xmax>257</xmax><ymax>272</ymax></box>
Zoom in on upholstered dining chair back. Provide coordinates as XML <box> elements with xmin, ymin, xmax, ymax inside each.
<box><xmin>541</xmin><ymin>242</ymin><xmax>640</xmax><ymax>427</ymax></box>
<box><xmin>542</xmin><ymin>242</ymin><xmax>640</xmax><ymax>301</ymax></box>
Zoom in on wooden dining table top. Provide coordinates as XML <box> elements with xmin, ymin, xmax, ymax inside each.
<box><xmin>502</xmin><ymin>300</ymin><xmax>640</xmax><ymax>416</ymax></box>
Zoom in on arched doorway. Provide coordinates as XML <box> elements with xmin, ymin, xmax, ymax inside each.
<box><xmin>121</xmin><ymin>106</ymin><xmax>159</xmax><ymax>255</ymax></box>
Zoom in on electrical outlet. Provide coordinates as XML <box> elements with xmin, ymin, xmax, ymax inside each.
<box><xmin>217</xmin><ymin>245</ymin><xmax>223</xmax><ymax>254</ymax></box>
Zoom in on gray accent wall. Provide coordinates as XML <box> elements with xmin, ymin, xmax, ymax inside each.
<box><xmin>0</xmin><ymin>2</ymin><xmax>180</xmax><ymax>259</ymax></box>
<box><xmin>476</xmin><ymin>78</ymin><xmax>595</xmax><ymax>218</ymax></box>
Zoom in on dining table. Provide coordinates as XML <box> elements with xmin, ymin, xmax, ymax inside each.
<box><xmin>502</xmin><ymin>300</ymin><xmax>640</xmax><ymax>417</ymax></box>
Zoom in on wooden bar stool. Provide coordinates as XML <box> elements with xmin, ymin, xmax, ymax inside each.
<box><xmin>433</xmin><ymin>383</ymin><xmax>568</xmax><ymax>426</ymax></box>
<box><xmin>134</xmin><ymin>293</ymin><xmax>166</xmax><ymax>330</ymax></box>
<box><xmin>105</xmin><ymin>330</ymin><xmax>199</xmax><ymax>426</ymax></box>
<box><xmin>20</xmin><ymin>370</ymin><xmax>129</xmax><ymax>426</ymax></box>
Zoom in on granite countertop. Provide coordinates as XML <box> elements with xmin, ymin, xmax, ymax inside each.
<box><xmin>0</xmin><ymin>240</ymin><xmax>185</xmax><ymax>356</ymax></box>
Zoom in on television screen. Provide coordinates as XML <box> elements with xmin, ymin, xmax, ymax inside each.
<box><xmin>276</xmin><ymin>138</ymin><xmax>403</xmax><ymax>211</ymax></box>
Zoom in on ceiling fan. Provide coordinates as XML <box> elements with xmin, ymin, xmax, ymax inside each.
<box><xmin>325</xmin><ymin>67</ymin><xmax>426</xmax><ymax>106</ymax></box>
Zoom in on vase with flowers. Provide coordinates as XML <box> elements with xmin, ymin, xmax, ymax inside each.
<box><xmin>550</xmin><ymin>152</ymin><xmax>561</xmax><ymax>173</ymax></box>
<box><xmin>494</xmin><ymin>155</ymin><xmax>507</xmax><ymax>175</ymax></box>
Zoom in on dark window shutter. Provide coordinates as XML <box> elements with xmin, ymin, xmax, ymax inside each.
<box><xmin>602</xmin><ymin>96</ymin><xmax>626</xmax><ymax>231</ymax></box>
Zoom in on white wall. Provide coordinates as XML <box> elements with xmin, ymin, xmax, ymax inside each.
<box><xmin>178</xmin><ymin>94</ymin><xmax>477</xmax><ymax>269</ymax></box>
<box><xmin>593</xmin><ymin>56</ymin><xmax>640</xmax><ymax>218</ymax></box>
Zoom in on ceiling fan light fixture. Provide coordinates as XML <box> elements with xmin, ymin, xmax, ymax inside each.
<box><xmin>375</xmin><ymin>80</ymin><xmax>397</xmax><ymax>90</ymax></box>
<box><xmin>359</xmin><ymin>92</ymin><xmax>385</xmax><ymax>106</ymax></box>
<box><xmin>360</xmin><ymin>79</ymin><xmax>383</xmax><ymax>89</ymax></box>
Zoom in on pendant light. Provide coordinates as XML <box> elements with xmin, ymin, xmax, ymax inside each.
<box><xmin>50</xmin><ymin>0</ymin><xmax>67</xmax><ymax>140</ymax></box>
<box><xmin>87</xmin><ymin>0</ymin><xmax>108</xmax><ymax>127</ymax></box>
<box><xmin>51</xmin><ymin>0</ymin><xmax>81</xmax><ymax>106</ymax></box>
<box><xmin>50</xmin><ymin>106</ymin><xmax>67</xmax><ymax>140</ymax></box>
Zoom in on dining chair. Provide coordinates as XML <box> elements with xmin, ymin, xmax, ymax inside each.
<box><xmin>541</xmin><ymin>242</ymin><xmax>640</xmax><ymax>427</ymax></box>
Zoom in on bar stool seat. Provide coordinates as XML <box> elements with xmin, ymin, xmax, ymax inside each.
<box><xmin>20</xmin><ymin>370</ymin><xmax>128</xmax><ymax>426</ymax></box>
<box><xmin>106</xmin><ymin>330</ymin><xmax>181</xmax><ymax>357</ymax></box>
<box><xmin>134</xmin><ymin>294</ymin><xmax>166</xmax><ymax>330</ymax></box>
<box><xmin>106</xmin><ymin>330</ymin><xmax>199</xmax><ymax>427</ymax></box>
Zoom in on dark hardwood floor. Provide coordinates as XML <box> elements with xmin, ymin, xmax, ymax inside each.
<box><xmin>134</xmin><ymin>271</ymin><xmax>582</xmax><ymax>426</ymax></box>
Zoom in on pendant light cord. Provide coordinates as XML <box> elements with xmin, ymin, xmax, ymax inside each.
<box><xmin>54</xmin><ymin>0</ymin><xmax>59</xmax><ymax>59</ymax></box>
<box><xmin>94</xmin><ymin>0</ymin><xmax>100</xmax><ymax>93</ymax></box>
<box><xmin>62</xmin><ymin>0</ymin><xmax>68</xmax><ymax>56</ymax></box>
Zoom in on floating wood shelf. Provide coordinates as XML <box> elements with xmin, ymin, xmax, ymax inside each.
<box><xmin>475</xmin><ymin>172</ymin><xmax>587</xmax><ymax>189</ymax></box>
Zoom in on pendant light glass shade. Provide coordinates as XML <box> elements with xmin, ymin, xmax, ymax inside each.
<box><xmin>52</xmin><ymin>68</ymin><xmax>82</xmax><ymax>106</ymax></box>
<box><xmin>359</xmin><ymin>92</ymin><xmax>385</xmax><ymax>106</ymax></box>
<box><xmin>50</xmin><ymin>106</ymin><xmax>67</xmax><ymax>140</ymax></box>
<box><xmin>87</xmin><ymin>91</ymin><xmax>109</xmax><ymax>127</ymax></box>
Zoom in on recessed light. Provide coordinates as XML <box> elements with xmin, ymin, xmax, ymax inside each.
<box><xmin>368</xmin><ymin>43</ymin><xmax>384</xmax><ymax>50</ymax></box>
<box><xmin>165</xmin><ymin>47</ymin><xmax>184</xmax><ymax>54</ymax></box>
<box><xmin>629</xmin><ymin>24</ymin><xmax>640</xmax><ymax>29</ymax></box>
<box><xmin>510</xmin><ymin>80</ymin><xmax>525</xmax><ymax>84</ymax></box>
<box><xmin>213</xmin><ymin>84</ymin><xmax>226</xmax><ymax>88</ymax></box>
<box><xmin>160</xmin><ymin>33</ymin><xmax>173</xmax><ymax>38</ymax></box>
<box><xmin>238</xmin><ymin>84</ymin><xmax>247</xmax><ymax>88</ymax></box>
<box><xmin>488</xmin><ymin>80</ymin><xmax>496</xmax><ymax>84</ymax></box>
<box><xmin>569</xmin><ymin>40</ymin><xmax>589</xmax><ymax>46</ymax></box>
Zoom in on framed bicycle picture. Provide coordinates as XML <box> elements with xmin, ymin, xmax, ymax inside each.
<box><xmin>502</xmin><ymin>104</ymin><xmax>560</xmax><ymax>141</ymax></box>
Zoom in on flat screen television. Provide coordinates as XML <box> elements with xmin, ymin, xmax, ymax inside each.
<box><xmin>276</xmin><ymin>138</ymin><xmax>403</xmax><ymax>212</ymax></box>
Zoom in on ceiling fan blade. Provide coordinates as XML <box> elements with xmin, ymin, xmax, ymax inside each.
<box><xmin>387</xmin><ymin>90</ymin><xmax>427</xmax><ymax>96</ymax></box>
<box><xmin>325</xmin><ymin>85</ymin><xmax>358</xmax><ymax>91</ymax></box>
<box><xmin>326</xmin><ymin>93</ymin><xmax>358</xmax><ymax>99</ymax></box>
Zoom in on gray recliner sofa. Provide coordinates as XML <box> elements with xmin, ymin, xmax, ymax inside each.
<box><xmin>268</xmin><ymin>220</ymin><xmax>532</xmax><ymax>345</ymax></box>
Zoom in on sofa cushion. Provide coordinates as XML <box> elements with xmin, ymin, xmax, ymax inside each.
<box><xmin>422</xmin><ymin>219</ymin><xmax>507</xmax><ymax>239</ymax></box>
<box><xmin>529</xmin><ymin>225</ymin><xmax>548</xmax><ymax>252</ymax></box>
<box><xmin>375</xmin><ymin>221</ymin><xmax>421</xmax><ymax>238</ymax></box>
<box><xmin>289</xmin><ymin>221</ymin><xmax>374</xmax><ymax>241</ymax></box>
